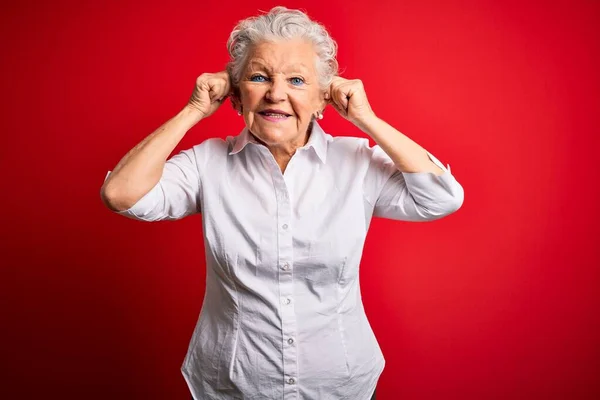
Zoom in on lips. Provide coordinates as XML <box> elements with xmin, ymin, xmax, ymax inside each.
<box><xmin>258</xmin><ymin>109</ymin><xmax>292</xmax><ymax>117</ymax></box>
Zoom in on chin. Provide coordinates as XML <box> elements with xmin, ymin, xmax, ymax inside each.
<box><xmin>250</xmin><ymin>125</ymin><xmax>294</xmax><ymax>144</ymax></box>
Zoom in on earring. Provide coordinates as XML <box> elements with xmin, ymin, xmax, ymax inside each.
<box><xmin>238</xmin><ymin>110</ymin><xmax>242</xmax><ymax>116</ymax></box>
<box><xmin>238</xmin><ymin>105</ymin><xmax>243</xmax><ymax>116</ymax></box>
<box><xmin>316</xmin><ymin>110</ymin><xmax>324</xmax><ymax>120</ymax></box>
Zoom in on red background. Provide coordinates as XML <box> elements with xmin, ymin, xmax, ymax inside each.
<box><xmin>1</xmin><ymin>0</ymin><xmax>599</xmax><ymax>398</ymax></box>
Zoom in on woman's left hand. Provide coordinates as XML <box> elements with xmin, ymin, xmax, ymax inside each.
<box><xmin>326</xmin><ymin>76</ymin><xmax>376</xmax><ymax>128</ymax></box>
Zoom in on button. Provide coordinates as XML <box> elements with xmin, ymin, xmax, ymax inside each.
<box><xmin>282</xmin><ymin>224</ymin><xmax>288</xmax><ymax>230</ymax></box>
<box><xmin>288</xmin><ymin>377</ymin><xmax>295</xmax><ymax>384</ymax></box>
<box><xmin>288</xmin><ymin>338</ymin><xmax>294</xmax><ymax>344</ymax></box>
<box><xmin>282</xmin><ymin>262</ymin><xmax>290</xmax><ymax>270</ymax></box>
<box><xmin>285</xmin><ymin>298</ymin><xmax>291</xmax><ymax>305</ymax></box>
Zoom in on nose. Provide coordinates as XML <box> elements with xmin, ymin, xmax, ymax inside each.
<box><xmin>265</xmin><ymin>76</ymin><xmax>287</xmax><ymax>102</ymax></box>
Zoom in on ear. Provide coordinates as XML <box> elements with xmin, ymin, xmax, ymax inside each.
<box><xmin>230</xmin><ymin>87</ymin><xmax>242</xmax><ymax>112</ymax></box>
<box><xmin>319</xmin><ymin>89</ymin><xmax>329</xmax><ymax>111</ymax></box>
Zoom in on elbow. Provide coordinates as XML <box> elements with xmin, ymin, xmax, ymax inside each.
<box><xmin>417</xmin><ymin>190</ymin><xmax>464</xmax><ymax>221</ymax></box>
<box><xmin>439</xmin><ymin>185</ymin><xmax>464</xmax><ymax>217</ymax></box>
<box><xmin>100</xmin><ymin>183</ymin><xmax>136</xmax><ymax>212</ymax></box>
<box><xmin>447</xmin><ymin>186</ymin><xmax>465</xmax><ymax>214</ymax></box>
<box><xmin>436</xmin><ymin>179</ymin><xmax>465</xmax><ymax>217</ymax></box>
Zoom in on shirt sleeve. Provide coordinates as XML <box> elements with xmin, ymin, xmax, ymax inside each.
<box><xmin>362</xmin><ymin>142</ymin><xmax>464</xmax><ymax>221</ymax></box>
<box><xmin>104</xmin><ymin>147</ymin><xmax>202</xmax><ymax>222</ymax></box>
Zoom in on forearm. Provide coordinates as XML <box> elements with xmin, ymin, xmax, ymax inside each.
<box><xmin>101</xmin><ymin>106</ymin><xmax>203</xmax><ymax>211</ymax></box>
<box><xmin>357</xmin><ymin>116</ymin><xmax>445</xmax><ymax>176</ymax></box>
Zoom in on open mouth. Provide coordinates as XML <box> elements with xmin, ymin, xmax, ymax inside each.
<box><xmin>259</xmin><ymin>111</ymin><xmax>291</xmax><ymax>116</ymax></box>
<box><xmin>258</xmin><ymin>111</ymin><xmax>292</xmax><ymax>121</ymax></box>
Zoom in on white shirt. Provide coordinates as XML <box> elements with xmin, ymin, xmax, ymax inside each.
<box><xmin>105</xmin><ymin>121</ymin><xmax>464</xmax><ymax>399</ymax></box>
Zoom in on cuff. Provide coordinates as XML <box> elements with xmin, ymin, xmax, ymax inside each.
<box><xmin>425</xmin><ymin>150</ymin><xmax>451</xmax><ymax>174</ymax></box>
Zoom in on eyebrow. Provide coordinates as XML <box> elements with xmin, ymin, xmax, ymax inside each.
<box><xmin>247</xmin><ymin>60</ymin><xmax>311</xmax><ymax>75</ymax></box>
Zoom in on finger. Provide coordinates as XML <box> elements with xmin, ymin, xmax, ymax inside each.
<box><xmin>327</xmin><ymin>97</ymin><xmax>346</xmax><ymax>117</ymax></box>
<box><xmin>326</xmin><ymin>82</ymin><xmax>337</xmax><ymax>103</ymax></box>
<box><xmin>334</xmin><ymin>90</ymin><xmax>348</xmax><ymax>113</ymax></box>
<box><xmin>330</xmin><ymin>76</ymin><xmax>344</xmax><ymax>87</ymax></box>
<box><xmin>210</xmin><ymin>85</ymin><xmax>227</xmax><ymax>103</ymax></box>
<box><xmin>223</xmin><ymin>75</ymin><xmax>232</xmax><ymax>95</ymax></box>
<box><xmin>209</xmin><ymin>91</ymin><xmax>219</xmax><ymax>103</ymax></box>
<box><xmin>341</xmin><ymin>85</ymin><xmax>353</xmax><ymax>110</ymax></box>
<box><xmin>341</xmin><ymin>94</ymin><xmax>349</xmax><ymax>111</ymax></box>
<box><xmin>332</xmin><ymin>101</ymin><xmax>347</xmax><ymax>118</ymax></box>
<box><xmin>209</xmin><ymin>80</ymin><xmax>227</xmax><ymax>101</ymax></box>
<box><xmin>326</xmin><ymin>94</ymin><xmax>341</xmax><ymax>114</ymax></box>
<box><xmin>328</xmin><ymin>100</ymin><xmax>341</xmax><ymax>114</ymax></box>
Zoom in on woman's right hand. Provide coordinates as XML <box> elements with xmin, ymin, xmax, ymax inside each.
<box><xmin>186</xmin><ymin>71</ymin><xmax>231</xmax><ymax>119</ymax></box>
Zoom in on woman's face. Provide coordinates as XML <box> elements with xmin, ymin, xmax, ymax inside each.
<box><xmin>235</xmin><ymin>39</ymin><xmax>326</xmax><ymax>151</ymax></box>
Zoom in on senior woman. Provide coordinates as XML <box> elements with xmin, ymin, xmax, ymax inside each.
<box><xmin>101</xmin><ymin>6</ymin><xmax>464</xmax><ymax>400</ymax></box>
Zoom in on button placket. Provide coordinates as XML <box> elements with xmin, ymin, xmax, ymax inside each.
<box><xmin>272</xmin><ymin>168</ymin><xmax>299</xmax><ymax>397</ymax></box>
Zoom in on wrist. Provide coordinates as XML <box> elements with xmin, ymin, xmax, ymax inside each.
<box><xmin>354</xmin><ymin>113</ymin><xmax>379</xmax><ymax>134</ymax></box>
<box><xmin>181</xmin><ymin>105</ymin><xmax>205</xmax><ymax>125</ymax></box>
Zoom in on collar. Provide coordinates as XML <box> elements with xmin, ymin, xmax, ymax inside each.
<box><xmin>228</xmin><ymin>121</ymin><xmax>329</xmax><ymax>164</ymax></box>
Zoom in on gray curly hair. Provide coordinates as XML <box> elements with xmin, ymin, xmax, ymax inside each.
<box><xmin>226</xmin><ymin>6</ymin><xmax>339</xmax><ymax>92</ymax></box>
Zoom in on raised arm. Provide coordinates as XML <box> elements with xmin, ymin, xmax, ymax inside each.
<box><xmin>101</xmin><ymin>106</ymin><xmax>203</xmax><ymax>212</ymax></box>
<box><xmin>327</xmin><ymin>76</ymin><xmax>464</xmax><ymax>221</ymax></box>
<box><xmin>101</xmin><ymin>71</ymin><xmax>231</xmax><ymax>213</ymax></box>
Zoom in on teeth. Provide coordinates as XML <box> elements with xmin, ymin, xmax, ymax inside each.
<box><xmin>264</xmin><ymin>113</ymin><xmax>287</xmax><ymax>118</ymax></box>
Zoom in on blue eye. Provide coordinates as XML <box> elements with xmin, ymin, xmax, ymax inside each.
<box><xmin>250</xmin><ymin>75</ymin><xmax>267</xmax><ymax>82</ymax></box>
<box><xmin>290</xmin><ymin>77</ymin><xmax>305</xmax><ymax>86</ymax></box>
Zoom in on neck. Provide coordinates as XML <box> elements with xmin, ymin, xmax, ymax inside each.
<box><xmin>250</xmin><ymin>121</ymin><xmax>315</xmax><ymax>170</ymax></box>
